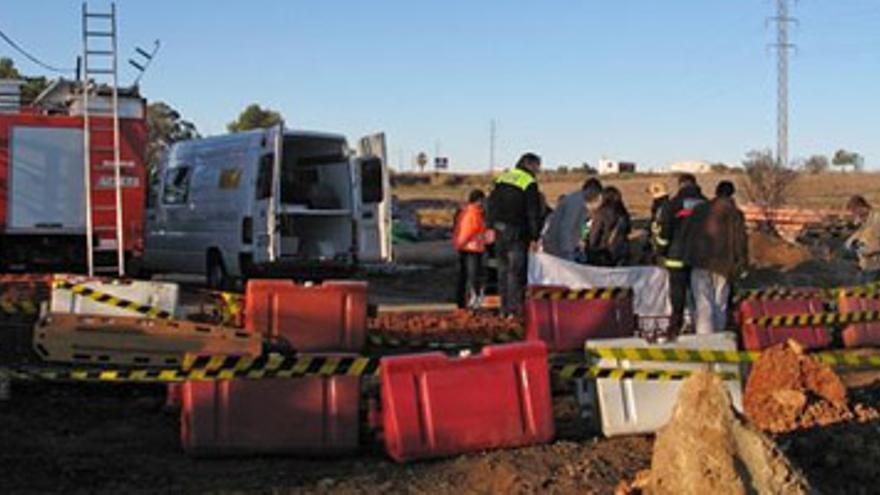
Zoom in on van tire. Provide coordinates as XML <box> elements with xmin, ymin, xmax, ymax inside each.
<box><xmin>206</xmin><ymin>251</ymin><xmax>230</xmax><ymax>290</ymax></box>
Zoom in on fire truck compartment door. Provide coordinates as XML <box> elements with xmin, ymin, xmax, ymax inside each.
<box><xmin>9</xmin><ymin>126</ymin><xmax>86</xmax><ymax>231</ymax></box>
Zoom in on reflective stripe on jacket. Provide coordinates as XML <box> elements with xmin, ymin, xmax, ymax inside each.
<box><xmin>494</xmin><ymin>168</ymin><xmax>536</xmax><ymax>190</ymax></box>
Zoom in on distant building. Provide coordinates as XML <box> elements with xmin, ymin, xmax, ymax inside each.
<box><xmin>669</xmin><ymin>160</ymin><xmax>712</xmax><ymax>174</ymax></box>
<box><xmin>598</xmin><ymin>158</ymin><xmax>636</xmax><ymax>175</ymax></box>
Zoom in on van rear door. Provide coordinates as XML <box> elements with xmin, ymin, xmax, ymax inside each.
<box><xmin>253</xmin><ymin>124</ymin><xmax>283</xmax><ymax>264</ymax></box>
<box><xmin>355</xmin><ymin>133</ymin><xmax>392</xmax><ymax>263</ymax></box>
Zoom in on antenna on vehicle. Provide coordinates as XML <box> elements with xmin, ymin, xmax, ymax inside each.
<box><xmin>128</xmin><ymin>39</ymin><xmax>160</xmax><ymax>87</ymax></box>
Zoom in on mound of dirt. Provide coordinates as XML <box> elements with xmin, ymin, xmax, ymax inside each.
<box><xmin>744</xmin><ymin>341</ymin><xmax>880</xmax><ymax>433</ymax></box>
<box><xmin>749</xmin><ymin>231</ymin><xmax>813</xmax><ymax>270</ymax></box>
<box><xmin>368</xmin><ymin>311</ymin><xmax>522</xmax><ymax>343</ymax></box>
<box><xmin>618</xmin><ymin>370</ymin><xmax>810</xmax><ymax>495</ymax></box>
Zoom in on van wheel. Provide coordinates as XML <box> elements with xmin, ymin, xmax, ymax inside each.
<box><xmin>206</xmin><ymin>252</ymin><xmax>229</xmax><ymax>290</ymax></box>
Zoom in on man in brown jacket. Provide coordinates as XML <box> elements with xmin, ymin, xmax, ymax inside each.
<box><xmin>682</xmin><ymin>181</ymin><xmax>748</xmax><ymax>334</ymax></box>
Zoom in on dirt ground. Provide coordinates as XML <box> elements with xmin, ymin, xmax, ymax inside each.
<box><xmin>0</xmin><ymin>383</ymin><xmax>652</xmax><ymax>495</ymax></box>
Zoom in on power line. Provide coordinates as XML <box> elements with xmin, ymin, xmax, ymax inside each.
<box><xmin>0</xmin><ymin>26</ymin><xmax>75</xmax><ymax>74</ymax></box>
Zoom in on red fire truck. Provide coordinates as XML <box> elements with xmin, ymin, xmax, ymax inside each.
<box><xmin>0</xmin><ymin>79</ymin><xmax>148</xmax><ymax>273</ymax></box>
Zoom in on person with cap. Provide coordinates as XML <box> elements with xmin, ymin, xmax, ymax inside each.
<box><xmin>682</xmin><ymin>180</ymin><xmax>748</xmax><ymax>334</ymax></box>
<box><xmin>541</xmin><ymin>178</ymin><xmax>603</xmax><ymax>261</ymax></box>
<box><xmin>645</xmin><ymin>182</ymin><xmax>671</xmax><ymax>263</ymax></box>
<box><xmin>845</xmin><ymin>195</ymin><xmax>880</xmax><ymax>283</ymax></box>
<box><xmin>486</xmin><ymin>152</ymin><xmax>543</xmax><ymax>317</ymax></box>
<box><xmin>657</xmin><ymin>173</ymin><xmax>707</xmax><ymax>337</ymax></box>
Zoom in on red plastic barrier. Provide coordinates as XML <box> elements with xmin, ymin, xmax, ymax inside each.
<box><xmin>245</xmin><ymin>280</ymin><xmax>367</xmax><ymax>352</ymax></box>
<box><xmin>739</xmin><ymin>298</ymin><xmax>831</xmax><ymax>351</ymax></box>
<box><xmin>380</xmin><ymin>341</ymin><xmax>554</xmax><ymax>462</ymax></box>
<box><xmin>181</xmin><ymin>375</ymin><xmax>360</xmax><ymax>456</ymax></box>
<box><xmin>838</xmin><ymin>296</ymin><xmax>880</xmax><ymax>348</ymax></box>
<box><xmin>524</xmin><ymin>286</ymin><xmax>635</xmax><ymax>352</ymax></box>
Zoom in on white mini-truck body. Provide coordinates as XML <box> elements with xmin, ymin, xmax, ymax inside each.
<box><xmin>143</xmin><ymin>126</ymin><xmax>391</xmax><ymax>286</ymax></box>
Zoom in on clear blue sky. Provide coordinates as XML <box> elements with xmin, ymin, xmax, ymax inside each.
<box><xmin>1</xmin><ymin>1</ymin><xmax>878</xmax><ymax>171</ymax></box>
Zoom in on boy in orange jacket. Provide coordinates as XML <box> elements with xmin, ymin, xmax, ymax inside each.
<box><xmin>453</xmin><ymin>189</ymin><xmax>490</xmax><ymax>309</ymax></box>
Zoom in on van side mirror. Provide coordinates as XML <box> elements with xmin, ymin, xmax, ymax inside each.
<box><xmin>360</xmin><ymin>157</ymin><xmax>384</xmax><ymax>204</ymax></box>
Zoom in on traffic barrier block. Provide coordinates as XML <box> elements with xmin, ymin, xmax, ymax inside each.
<box><xmin>51</xmin><ymin>276</ymin><xmax>180</xmax><ymax>319</ymax></box>
<box><xmin>380</xmin><ymin>341</ymin><xmax>554</xmax><ymax>462</ymax></box>
<box><xmin>245</xmin><ymin>280</ymin><xmax>367</xmax><ymax>352</ymax></box>
<box><xmin>580</xmin><ymin>333</ymin><xmax>742</xmax><ymax>437</ymax></box>
<box><xmin>524</xmin><ymin>286</ymin><xmax>635</xmax><ymax>352</ymax></box>
<box><xmin>838</xmin><ymin>295</ymin><xmax>880</xmax><ymax>348</ymax></box>
<box><xmin>180</xmin><ymin>374</ymin><xmax>360</xmax><ymax>456</ymax></box>
<box><xmin>738</xmin><ymin>298</ymin><xmax>831</xmax><ymax>351</ymax></box>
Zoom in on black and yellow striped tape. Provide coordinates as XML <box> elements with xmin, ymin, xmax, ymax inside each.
<box><xmin>734</xmin><ymin>288</ymin><xmax>822</xmax><ymax>303</ymax></box>
<box><xmin>0</xmin><ymin>300</ymin><xmax>38</xmax><ymax>315</ymax></box>
<box><xmin>554</xmin><ymin>364</ymin><xmax>739</xmax><ymax>381</ymax></box>
<box><xmin>585</xmin><ymin>347</ymin><xmax>760</xmax><ymax>363</ymax></box>
<box><xmin>366</xmin><ymin>329</ymin><xmax>524</xmax><ymax>350</ymax></box>
<box><xmin>5</xmin><ymin>354</ymin><xmax>381</xmax><ymax>383</ymax></box>
<box><xmin>52</xmin><ymin>280</ymin><xmax>172</xmax><ymax>320</ymax></box>
<box><xmin>585</xmin><ymin>346</ymin><xmax>880</xmax><ymax>368</ymax></box>
<box><xmin>528</xmin><ymin>287</ymin><xmax>633</xmax><ymax>301</ymax></box>
<box><xmin>746</xmin><ymin>310</ymin><xmax>880</xmax><ymax>328</ymax></box>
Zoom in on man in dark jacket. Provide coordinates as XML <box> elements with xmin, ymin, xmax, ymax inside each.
<box><xmin>486</xmin><ymin>152</ymin><xmax>543</xmax><ymax>316</ymax></box>
<box><xmin>682</xmin><ymin>181</ymin><xmax>748</xmax><ymax>334</ymax></box>
<box><xmin>657</xmin><ymin>173</ymin><xmax>707</xmax><ymax>336</ymax></box>
<box><xmin>587</xmin><ymin>186</ymin><xmax>631</xmax><ymax>266</ymax></box>
<box><xmin>645</xmin><ymin>182</ymin><xmax>671</xmax><ymax>263</ymax></box>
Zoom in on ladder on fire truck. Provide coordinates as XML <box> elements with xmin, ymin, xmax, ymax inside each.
<box><xmin>81</xmin><ymin>2</ymin><xmax>125</xmax><ymax>277</ymax></box>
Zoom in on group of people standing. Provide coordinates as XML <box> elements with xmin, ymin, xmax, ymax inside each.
<box><xmin>451</xmin><ymin>153</ymin><xmax>749</xmax><ymax>337</ymax></box>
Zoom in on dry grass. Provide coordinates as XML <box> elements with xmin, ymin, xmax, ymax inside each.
<box><xmin>394</xmin><ymin>171</ymin><xmax>880</xmax><ymax>221</ymax></box>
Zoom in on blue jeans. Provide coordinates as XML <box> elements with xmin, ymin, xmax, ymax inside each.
<box><xmin>495</xmin><ymin>230</ymin><xmax>528</xmax><ymax>315</ymax></box>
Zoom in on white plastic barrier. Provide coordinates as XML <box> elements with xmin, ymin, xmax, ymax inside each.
<box><xmin>50</xmin><ymin>276</ymin><xmax>180</xmax><ymax>319</ymax></box>
<box><xmin>577</xmin><ymin>332</ymin><xmax>743</xmax><ymax>437</ymax></box>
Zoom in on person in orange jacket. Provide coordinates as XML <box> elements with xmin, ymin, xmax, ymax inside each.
<box><xmin>453</xmin><ymin>189</ymin><xmax>491</xmax><ymax>309</ymax></box>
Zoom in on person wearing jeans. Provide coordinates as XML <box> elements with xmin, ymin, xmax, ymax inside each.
<box><xmin>486</xmin><ymin>153</ymin><xmax>543</xmax><ymax>317</ymax></box>
<box><xmin>683</xmin><ymin>181</ymin><xmax>749</xmax><ymax>334</ymax></box>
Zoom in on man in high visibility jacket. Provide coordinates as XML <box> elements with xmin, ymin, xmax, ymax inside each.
<box><xmin>486</xmin><ymin>152</ymin><xmax>543</xmax><ymax>316</ymax></box>
<box><xmin>657</xmin><ymin>173</ymin><xmax>707</xmax><ymax>336</ymax></box>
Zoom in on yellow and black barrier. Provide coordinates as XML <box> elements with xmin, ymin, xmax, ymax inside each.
<box><xmin>0</xmin><ymin>300</ymin><xmax>39</xmax><ymax>316</ymax></box>
<box><xmin>52</xmin><ymin>280</ymin><xmax>172</xmax><ymax>320</ymax></box>
<box><xmin>528</xmin><ymin>287</ymin><xmax>633</xmax><ymax>301</ymax></box>
<box><xmin>745</xmin><ymin>310</ymin><xmax>880</xmax><ymax>328</ymax></box>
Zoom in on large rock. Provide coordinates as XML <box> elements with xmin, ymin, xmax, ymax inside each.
<box><xmin>645</xmin><ymin>370</ymin><xmax>811</xmax><ymax>495</ymax></box>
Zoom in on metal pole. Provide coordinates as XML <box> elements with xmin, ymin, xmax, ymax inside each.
<box><xmin>82</xmin><ymin>2</ymin><xmax>95</xmax><ymax>277</ymax></box>
<box><xmin>111</xmin><ymin>2</ymin><xmax>125</xmax><ymax>275</ymax></box>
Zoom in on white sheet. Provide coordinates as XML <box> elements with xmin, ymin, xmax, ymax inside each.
<box><xmin>528</xmin><ymin>253</ymin><xmax>671</xmax><ymax>317</ymax></box>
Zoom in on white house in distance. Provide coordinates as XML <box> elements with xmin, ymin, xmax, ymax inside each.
<box><xmin>668</xmin><ymin>160</ymin><xmax>712</xmax><ymax>174</ymax></box>
<box><xmin>598</xmin><ymin>158</ymin><xmax>637</xmax><ymax>175</ymax></box>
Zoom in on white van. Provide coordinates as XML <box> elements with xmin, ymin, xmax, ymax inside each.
<box><xmin>142</xmin><ymin>125</ymin><xmax>391</xmax><ymax>287</ymax></box>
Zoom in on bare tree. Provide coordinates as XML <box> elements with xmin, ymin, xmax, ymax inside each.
<box><xmin>742</xmin><ymin>148</ymin><xmax>798</xmax><ymax>212</ymax></box>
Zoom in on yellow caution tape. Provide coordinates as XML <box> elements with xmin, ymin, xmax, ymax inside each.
<box><xmin>745</xmin><ymin>310</ymin><xmax>880</xmax><ymax>328</ymax></box>
<box><xmin>0</xmin><ymin>300</ymin><xmax>38</xmax><ymax>315</ymax></box>
<box><xmin>586</xmin><ymin>347</ymin><xmax>761</xmax><ymax>363</ymax></box>
<box><xmin>528</xmin><ymin>287</ymin><xmax>633</xmax><ymax>301</ymax></box>
<box><xmin>6</xmin><ymin>354</ymin><xmax>380</xmax><ymax>383</ymax></box>
<box><xmin>554</xmin><ymin>364</ymin><xmax>739</xmax><ymax>381</ymax></box>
